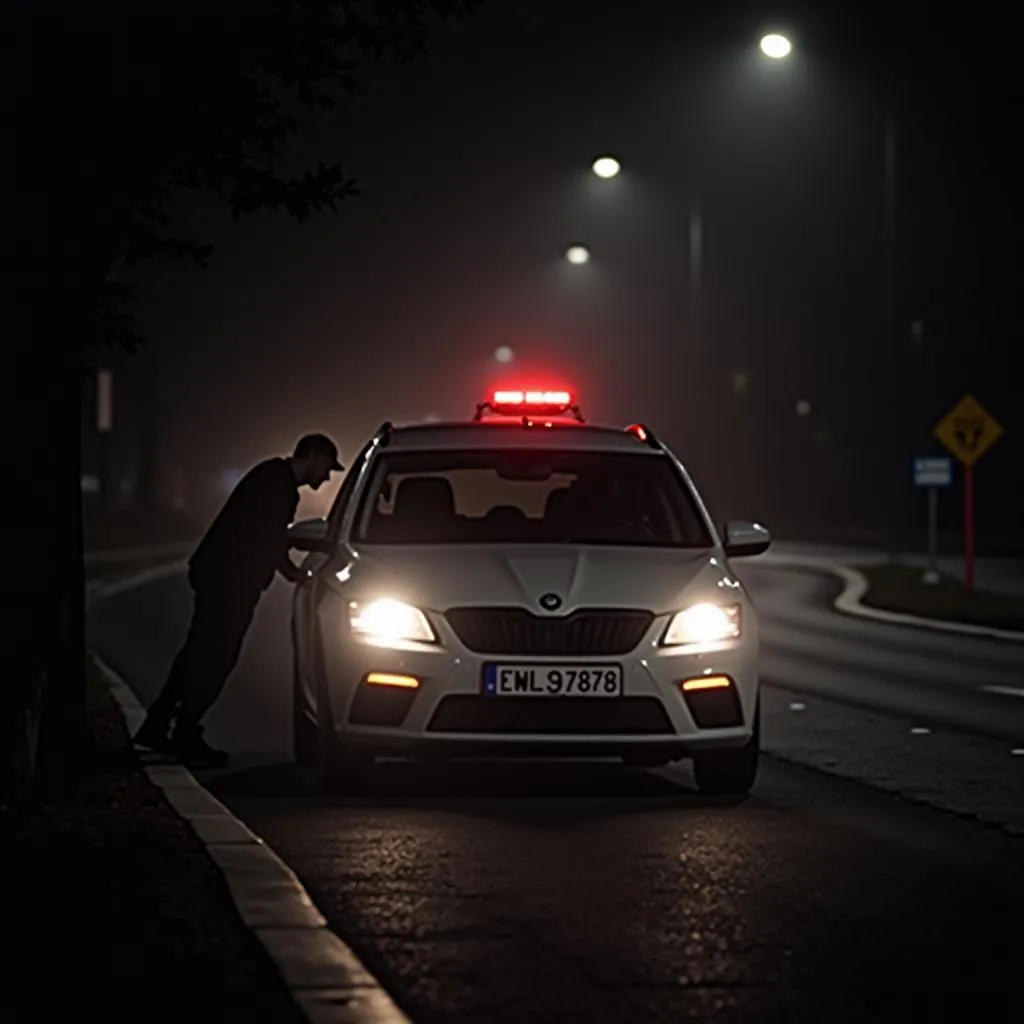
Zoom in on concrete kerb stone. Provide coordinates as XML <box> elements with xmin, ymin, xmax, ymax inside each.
<box><xmin>91</xmin><ymin>650</ymin><xmax>411</xmax><ymax>1023</ymax></box>
<box><xmin>295</xmin><ymin>988</ymin><xmax>411</xmax><ymax>1024</ymax></box>
<box><xmin>754</xmin><ymin>553</ymin><xmax>1024</xmax><ymax>644</ymax></box>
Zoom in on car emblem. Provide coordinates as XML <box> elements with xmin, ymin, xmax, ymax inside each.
<box><xmin>539</xmin><ymin>592</ymin><xmax>562</xmax><ymax>611</ymax></box>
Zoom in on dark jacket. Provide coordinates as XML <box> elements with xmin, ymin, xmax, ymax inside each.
<box><xmin>189</xmin><ymin>458</ymin><xmax>299</xmax><ymax>596</ymax></box>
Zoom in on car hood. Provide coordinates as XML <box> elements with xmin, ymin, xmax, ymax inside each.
<box><xmin>330</xmin><ymin>544</ymin><xmax>741</xmax><ymax>614</ymax></box>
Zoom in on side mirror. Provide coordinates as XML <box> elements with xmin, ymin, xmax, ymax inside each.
<box><xmin>288</xmin><ymin>517</ymin><xmax>330</xmax><ymax>552</ymax></box>
<box><xmin>723</xmin><ymin>520</ymin><xmax>771</xmax><ymax>558</ymax></box>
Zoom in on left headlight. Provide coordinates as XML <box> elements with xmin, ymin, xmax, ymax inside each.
<box><xmin>348</xmin><ymin>598</ymin><xmax>436</xmax><ymax>643</ymax></box>
<box><xmin>661</xmin><ymin>602</ymin><xmax>741</xmax><ymax>647</ymax></box>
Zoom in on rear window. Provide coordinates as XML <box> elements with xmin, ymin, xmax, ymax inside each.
<box><xmin>353</xmin><ymin>449</ymin><xmax>712</xmax><ymax>548</ymax></box>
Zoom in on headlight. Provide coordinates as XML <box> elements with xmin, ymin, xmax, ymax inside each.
<box><xmin>348</xmin><ymin>598</ymin><xmax>436</xmax><ymax>643</ymax></box>
<box><xmin>661</xmin><ymin>602</ymin><xmax>741</xmax><ymax>647</ymax></box>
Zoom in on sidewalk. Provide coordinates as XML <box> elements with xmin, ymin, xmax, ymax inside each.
<box><xmin>2</xmin><ymin>654</ymin><xmax>306</xmax><ymax>1024</ymax></box>
<box><xmin>3</xmin><ymin>651</ymin><xmax>303</xmax><ymax>1019</ymax></box>
<box><xmin>2</xmin><ymin>546</ymin><xmax>305</xmax><ymax>1023</ymax></box>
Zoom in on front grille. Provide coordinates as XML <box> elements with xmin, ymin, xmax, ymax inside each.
<box><xmin>427</xmin><ymin>695</ymin><xmax>673</xmax><ymax>734</ymax></box>
<box><xmin>444</xmin><ymin>607</ymin><xmax>653</xmax><ymax>656</ymax></box>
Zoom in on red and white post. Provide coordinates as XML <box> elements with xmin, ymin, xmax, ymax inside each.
<box><xmin>963</xmin><ymin>462</ymin><xmax>974</xmax><ymax>593</ymax></box>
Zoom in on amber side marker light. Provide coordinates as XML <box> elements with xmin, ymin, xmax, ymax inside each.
<box><xmin>365</xmin><ymin>672</ymin><xmax>420</xmax><ymax>689</ymax></box>
<box><xmin>680</xmin><ymin>675</ymin><xmax>732</xmax><ymax>692</ymax></box>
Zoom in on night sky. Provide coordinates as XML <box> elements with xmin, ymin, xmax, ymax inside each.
<box><xmin>99</xmin><ymin>0</ymin><xmax>1018</xmax><ymax>544</ymax></box>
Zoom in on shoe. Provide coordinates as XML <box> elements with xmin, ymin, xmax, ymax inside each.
<box><xmin>133</xmin><ymin>716</ymin><xmax>174</xmax><ymax>755</ymax></box>
<box><xmin>171</xmin><ymin>726</ymin><xmax>230</xmax><ymax>770</ymax></box>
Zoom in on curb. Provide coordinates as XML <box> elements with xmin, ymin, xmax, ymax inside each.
<box><xmin>756</xmin><ymin>554</ymin><xmax>1024</xmax><ymax>643</ymax></box>
<box><xmin>94</xmin><ymin>656</ymin><xmax>410</xmax><ymax>1024</ymax></box>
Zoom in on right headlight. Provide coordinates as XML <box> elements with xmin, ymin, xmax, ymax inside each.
<box><xmin>348</xmin><ymin>598</ymin><xmax>436</xmax><ymax>644</ymax></box>
<box><xmin>661</xmin><ymin>602</ymin><xmax>741</xmax><ymax>647</ymax></box>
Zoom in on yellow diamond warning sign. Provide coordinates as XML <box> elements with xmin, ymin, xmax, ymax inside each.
<box><xmin>933</xmin><ymin>394</ymin><xmax>1003</xmax><ymax>466</ymax></box>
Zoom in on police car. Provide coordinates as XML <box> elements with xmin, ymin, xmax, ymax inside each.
<box><xmin>288</xmin><ymin>389</ymin><xmax>771</xmax><ymax>795</ymax></box>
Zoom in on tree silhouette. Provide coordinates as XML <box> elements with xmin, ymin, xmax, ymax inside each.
<box><xmin>2</xmin><ymin>0</ymin><xmax>482</xmax><ymax>810</ymax></box>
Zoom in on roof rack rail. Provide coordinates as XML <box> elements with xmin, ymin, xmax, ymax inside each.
<box><xmin>625</xmin><ymin>423</ymin><xmax>661</xmax><ymax>449</ymax></box>
<box><xmin>372</xmin><ymin>420</ymin><xmax>394</xmax><ymax>448</ymax></box>
<box><xmin>473</xmin><ymin>402</ymin><xmax>586</xmax><ymax>424</ymax></box>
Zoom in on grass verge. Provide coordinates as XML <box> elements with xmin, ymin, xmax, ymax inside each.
<box><xmin>858</xmin><ymin>565</ymin><xmax>1024</xmax><ymax>632</ymax></box>
<box><xmin>1</xmin><ymin>654</ymin><xmax>305</xmax><ymax>1023</ymax></box>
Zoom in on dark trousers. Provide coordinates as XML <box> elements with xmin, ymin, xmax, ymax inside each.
<box><xmin>147</xmin><ymin>584</ymin><xmax>260</xmax><ymax>735</ymax></box>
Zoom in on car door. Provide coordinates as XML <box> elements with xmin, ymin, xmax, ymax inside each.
<box><xmin>293</xmin><ymin>442</ymin><xmax>373</xmax><ymax>719</ymax></box>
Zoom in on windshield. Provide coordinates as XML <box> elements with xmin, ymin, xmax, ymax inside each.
<box><xmin>353</xmin><ymin>449</ymin><xmax>713</xmax><ymax>547</ymax></box>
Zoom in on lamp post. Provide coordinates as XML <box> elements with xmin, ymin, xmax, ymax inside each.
<box><xmin>587</xmin><ymin>33</ymin><xmax>794</xmax><ymax>352</ymax></box>
<box><xmin>759</xmin><ymin>33</ymin><xmax>793</xmax><ymax>59</ymax></box>
<box><xmin>564</xmin><ymin>244</ymin><xmax>591</xmax><ymax>265</ymax></box>
<box><xmin>590</xmin><ymin>156</ymin><xmax>621</xmax><ymax>180</ymax></box>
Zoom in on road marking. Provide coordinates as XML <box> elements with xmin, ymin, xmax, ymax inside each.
<box><xmin>981</xmin><ymin>685</ymin><xmax>1024</xmax><ymax>699</ymax></box>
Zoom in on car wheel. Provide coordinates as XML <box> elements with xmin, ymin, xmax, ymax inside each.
<box><xmin>692</xmin><ymin>696</ymin><xmax>760</xmax><ymax>796</ymax></box>
<box><xmin>292</xmin><ymin>660</ymin><xmax>318</xmax><ymax>766</ymax></box>
<box><xmin>314</xmin><ymin>660</ymin><xmax>376</xmax><ymax>794</ymax></box>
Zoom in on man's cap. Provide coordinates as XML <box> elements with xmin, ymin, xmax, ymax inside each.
<box><xmin>295</xmin><ymin>433</ymin><xmax>344</xmax><ymax>470</ymax></box>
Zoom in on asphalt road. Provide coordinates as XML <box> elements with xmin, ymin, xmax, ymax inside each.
<box><xmin>88</xmin><ymin>560</ymin><xmax>1024</xmax><ymax>1022</ymax></box>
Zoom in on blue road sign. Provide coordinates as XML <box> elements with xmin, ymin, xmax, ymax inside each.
<box><xmin>913</xmin><ymin>456</ymin><xmax>952</xmax><ymax>487</ymax></box>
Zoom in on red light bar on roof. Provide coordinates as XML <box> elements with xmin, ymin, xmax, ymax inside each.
<box><xmin>491</xmin><ymin>389</ymin><xmax>572</xmax><ymax>406</ymax></box>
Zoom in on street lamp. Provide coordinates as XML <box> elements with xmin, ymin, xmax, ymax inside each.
<box><xmin>759</xmin><ymin>33</ymin><xmax>792</xmax><ymax>59</ymax></box>
<box><xmin>565</xmin><ymin>244</ymin><xmax>591</xmax><ymax>265</ymax></box>
<box><xmin>591</xmin><ymin>156</ymin><xmax>621</xmax><ymax>179</ymax></box>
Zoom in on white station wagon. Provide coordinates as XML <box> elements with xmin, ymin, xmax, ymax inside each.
<box><xmin>288</xmin><ymin>389</ymin><xmax>770</xmax><ymax>795</ymax></box>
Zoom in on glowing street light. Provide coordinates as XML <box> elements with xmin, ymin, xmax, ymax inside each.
<box><xmin>565</xmin><ymin>244</ymin><xmax>591</xmax><ymax>265</ymax></box>
<box><xmin>759</xmin><ymin>33</ymin><xmax>792</xmax><ymax>59</ymax></box>
<box><xmin>591</xmin><ymin>156</ymin><xmax>621</xmax><ymax>179</ymax></box>
<box><xmin>493</xmin><ymin>345</ymin><xmax>514</xmax><ymax>364</ymax></box>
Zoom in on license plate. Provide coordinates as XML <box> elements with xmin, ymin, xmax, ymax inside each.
<box><xmin>483</xmin><ymin>663</ymin><xmax>623</xmax><ymax>697</ymax></box>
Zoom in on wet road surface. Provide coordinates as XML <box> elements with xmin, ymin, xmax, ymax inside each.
<box><xmin>89</xmin><ymin>561</ymin><xmax>1024</xmax><ymax>1022</ymax></box>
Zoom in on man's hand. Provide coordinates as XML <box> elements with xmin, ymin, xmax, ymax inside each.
<box><xmin>280</xmin><ymin>558</ymin><xmax>312</xmax><ymax>584</ymax></box>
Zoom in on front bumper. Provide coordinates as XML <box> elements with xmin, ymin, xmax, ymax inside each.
<box><xmin>318</xmin><ymin>606</ymin><xmax>759</xmax><ymax>760</ymax></box>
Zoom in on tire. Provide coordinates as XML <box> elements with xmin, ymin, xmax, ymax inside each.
<box><xmin>313</xmin><ymin>656</ymin><xmax>376</xmax><ymax>794</ymax></box>
<box><xmin>692</xmin><ymin>696</ymin><xmax>760</xmax><ymax>796</ymax></box>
